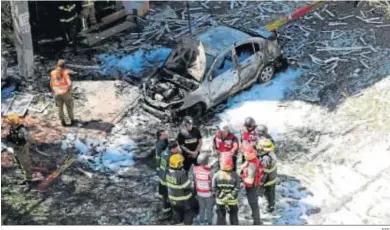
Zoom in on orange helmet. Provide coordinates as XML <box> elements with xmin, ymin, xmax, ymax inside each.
<box><xmin>220</xmin><ymin>156</ymin><xmax>233</xmax><ymax>171</ymax></box>
<box><xmin>242</xmin><ymin>144</ymin><xmax>257</xmax><ymax>161</ymax></box>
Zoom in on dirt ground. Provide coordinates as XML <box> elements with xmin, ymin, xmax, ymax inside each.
<box><xmin>2</xmin><ymin>0</ymin><xmax>390</xmax><ymax>225</ymax></box>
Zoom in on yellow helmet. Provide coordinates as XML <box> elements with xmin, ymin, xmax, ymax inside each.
<box><xmin>4</xmin><ymin>113</ymin><xmax>21</xmax><ymax>125</ymax></box>
<box><xmin>169</xmin><ymin>154</ymin><xmax>184</xmax><ymax>169</ymax></box>
<box><xmin>256</xmin><ymin>138</ymin><xmax>275</xmax><ymax>153</ymax></box>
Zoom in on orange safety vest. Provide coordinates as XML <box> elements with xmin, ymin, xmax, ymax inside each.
<box><xmin>50</xmin><ymin>68</ymin><xmax>71</xmax><ymax>96</ymax></box>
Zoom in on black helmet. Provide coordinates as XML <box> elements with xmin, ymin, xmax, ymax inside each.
<box><xmin>257</xmin><ymin>124</ymin><xmax>268</xmax><ymax>135</ymax></box>
<box><xmin>182</xmin><ymin>116</ymin><xmax>193</xmax><ymax>125</ymax></box>
<box><xmin>168</xmin><ymin>139</ymin><xmax>178</xmax><ymax>149</ymax></box>
<box><xmin>244</xmin><ymin>117</ymin><xmax>256</xmax><ymax>128</ymax></box>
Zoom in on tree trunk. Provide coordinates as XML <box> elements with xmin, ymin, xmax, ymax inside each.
<box><xmin>10</xmin><ymin>1</ymin><xmax>34</xmax><ymax>79</ymax></box>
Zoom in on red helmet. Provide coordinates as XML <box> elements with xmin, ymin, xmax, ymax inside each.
<box><xmin>220</xmin><ymin>156</ymin><xmax>233</xmax><ymax>171</ymax></box>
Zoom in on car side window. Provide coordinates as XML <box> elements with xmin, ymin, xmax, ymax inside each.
<box><xmin>235</xmin><ymin>43</ymin><xmax>255</xmax><ymax>63</ymax></box>
<box><xmin>212</xmin><ymin>51</ymin><xmax>233</xmax><ymax>78</ymax></box>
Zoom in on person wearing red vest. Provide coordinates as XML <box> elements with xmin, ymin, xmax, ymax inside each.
<box><xmin>240</xmin><ymin>145</ymin><xmax>263</xmax><ymax>225</ymax></box>
<box><xmin>193</xmin><ymin>153</ymin><xmax>214</xmax><ymax>225</ymax></box>
<box><xmin>50</xmin><ymin>59</ymin><xmax>75</xmax><ymax>126</ymax></box>
<box><xmin>213</xmin><ymin>121</ymin><xmax>239</xmax><ymax>171</ymax></box>
<box><xmin>241</xmin><ymin>117</ymin><xmax>259</xmax><ymax>145</ymax></box>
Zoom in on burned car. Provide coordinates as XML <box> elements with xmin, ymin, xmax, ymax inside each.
<box><xmin>141</xmin><ymin>26</ymin><xmax>287</xmax><ymax>121</ymax></box>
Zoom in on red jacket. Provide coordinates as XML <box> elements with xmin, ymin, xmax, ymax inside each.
<box><xmin>241</xmin><ymin>158</ymin><xmax>264</xmax><ymax>188</ymax></box>
<box><xmin>241</xmin><ymin>127</ymin><xmax>259</xmax><ymax>144</ymax></box>
<box><xmin>214</xmin><ymin>132</ymin><xmax>238</xmax><ymax>154</ymax></box>
<box><xmin>194</xmin><ymin>165</ymin><xmax>212</xmax><ymax>197</ymax></box>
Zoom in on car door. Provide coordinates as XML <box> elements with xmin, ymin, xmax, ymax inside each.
<box><xmin>234</xmin><ymin>41</ymin><xmax>262</xmax><ymax>85</ymax></box>
<box><xmin>208</xmin><ymin>50</ymin><xmax>240</xmax><ymax>104</ymax></box>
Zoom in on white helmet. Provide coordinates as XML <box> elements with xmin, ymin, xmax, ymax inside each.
<box><xmin>218</xmin><ymin>121</ymin><xmax>230</xmax><ymax>132</ymax></box>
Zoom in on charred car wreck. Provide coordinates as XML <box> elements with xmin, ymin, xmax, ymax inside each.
<box><xmin>141</xmin><ymin>26</ymin><xmax>287</xmax><ymax>121</ymax></box>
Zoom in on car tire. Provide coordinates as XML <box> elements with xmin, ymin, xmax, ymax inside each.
<box><xmin>257</xmin><ymin>64</ymin><xmax>275</xmax><ymax>83</ymax></box>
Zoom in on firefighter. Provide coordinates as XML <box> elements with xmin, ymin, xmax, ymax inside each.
<box><xmin>193</xmin><ymin>153</ymin><xmax>214</xmax><ymax>225</ymax></box>
<box><xmin>240</xmin><ymin>145</ymin><xmax>263</xmax><ymax>225</ymax></box>
<box><xmin>81</xmin><ymin>0</ymin><xmax>97</xmax><ymax>30</ymax></box>
<box><xmin>177</xmin><ymin>116</ymin><xmax>203</xmax><ymax>173</ymax></box>
<box><xmin>213</xmin><ymin>121</ymin><xmax>239</xmax><ymax>171</ymax></box>
<box><xmin>58</xmin><ymin>1</ymin><xmax>78</xmax><ymax>45</ymax></box>
<box><xmin>4</xmin><ymin>113</ymin><xmax>34</xmax><ymax>191</ymax></box>
<box><xmin>155</xmin><ymin>129</ymin><xmax>169</xmax><ymax>171</ymax></box>
<box><xmin>166</xmin><ymin>153</ymin><xmax>195</xmax><ymax>225</ymax></box>
<box><xmin>256</xmin><ymin>138</ymin><xmax>277</xmax><ymax>213</ymax></box>
<box><xmin>212</xmin><ymin>156</ymin><xmax>240</xmax><ymax>225</ymax></box>
<box><xmin>240</xmin><ymin>117</ymin><xmax>259</xmax><ymax>163</ymax></box>
<box><xmin>50</xmin><ymin>59</ymin><xmax>75</xmax><ymax>127</ymax></box>
<box><xmin>257</xmin><ymin>124</ymin><xmax>275</xmax><ymax>145</ymax></box>
<box><xmin>241</xmin><ymin>117</ymin><xmax>259</xmax><ymax>145</ymax></box>
<box><xmin>156</xmin><ymin>140</ymin><xmax>178</xmax><ymax>221</ymax></box>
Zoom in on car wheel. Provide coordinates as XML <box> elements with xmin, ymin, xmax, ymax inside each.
<box><xmin>258</xmin><ymin>64</ymin><xmax>275</xmax><ymax>83</ymax></box>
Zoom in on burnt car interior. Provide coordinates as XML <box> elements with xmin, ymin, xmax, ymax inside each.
<box><xmin>145</xmin><ymin>38</ymin><xmax>201</xmax><ymax>103</ymax></box>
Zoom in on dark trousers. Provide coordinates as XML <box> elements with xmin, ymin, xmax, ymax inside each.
<box><xmin>183</xmin><ymin>154</ymin><xmax>199</xmax><ymax>172</ymax></box>
<box><xmin>60</xmin><ymin>21</ymin><xmax>77</xmax><ymax>49</ymax></box>
<box><xmin>171</xmin><ymin>201</ymin><xmax>194</xmax><ymax>225</ymax></box>
<box><xmin>216</xmin><ymin>204</ymin><xmax>239</xmax><ymax>225</ymax></box>
<box><xmin>264</xmin><ymin>184</ymin><xmax>276</xmax><ymax>209</ymax></box>
<box><xmin>245</xmin><ymin>186</ymin><xmax>261</xmax><ymax>225</ymax></box>
<box><xmin>158</xmin><ymin>183</ymin><xmax>171</xmax><ymax>214</ymax></box>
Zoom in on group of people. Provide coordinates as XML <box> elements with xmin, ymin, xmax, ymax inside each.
<box><xmin>58</xmin><ymin>1</ymin><xmax>116</xmax><ymax>45</ymax></box>
<box><xmin>155</xmin><ymin>116</ymin><xmax>278</xmax><ymax>225</ymax></box>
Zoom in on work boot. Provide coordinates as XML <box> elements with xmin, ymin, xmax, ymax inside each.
<box><xmin>158</xmin><ymin>211</ymin><xmax>172</xmax><ymax>221</ymax></box>
<box><xmin>61</xmin><ymin>120</ymin><xmax>67</xmax><ymax>127</ymax></box>
<box><xmin>267</xmin><ymin>205</ymin><xmax>275</xmax><ymax>213</ymax></box>
<box><xmin>70</xmin><ymin>120</ymin><xmax>77</xmax><ymax>126</ymax></box>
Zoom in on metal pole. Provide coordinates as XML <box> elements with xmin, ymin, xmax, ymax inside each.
<box><xmin>186</xmin><ymin>1</ymin><xmax>192</xmax><ymax>35</ymax></box>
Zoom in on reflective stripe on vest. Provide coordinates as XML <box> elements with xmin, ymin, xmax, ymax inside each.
<box><xmin>166</xmin><ymin>179</ymin><xmax>191</xmax><ymax>189</ymax></box>
<box><xmin>216</xmin><ymin>197</ymin><xmax>238</xmax><ymax>205</ymax></box>
<box><xmin>60</xmin><ymin>15</ymin><xmax>77</xmax><ymax>23</ymax></box>
<box><xmin>168</xmin><ymin>192</ymin><xmax>192</xmax><ymax>201</ymax></box>
<box><xmin>194</xmin><ymin>166</ymin><xmax>212</xmax><ymax>197</ymax></box>
<box><xmin>264</xmin><ymin>178</ymin><xmax>277</xmax><ymax>187</ymax></box>
<box><xmin>159</xmin><ymin>177</ymin><xmax>166</xmax><ymax>186</ymax></box>
<box><xmin>83</xmin><ymin>1</ymin><xmax>94</xmax><ymax>7</ymax></box>
<box><xmin>263</xmin><ymin>164</ymin><xmax>277</xmax><ymax>173</ymax></box>
<box><xmin>51</xmin><ymin>69</ymin><xmax>70</xmax><ymax>95</ymax></box>
<box><xmin>59</xmin><ymin>4</ymin><xmax>76</xmax><ymax>12</ymax></box>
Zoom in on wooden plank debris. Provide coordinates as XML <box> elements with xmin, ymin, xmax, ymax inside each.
<box><xmin>314</xmin><ymin>12</ymin><xmax>324</xmax><ymax>21</ymax></box>
<box><xmin>375</xmin><ymin>24</ymin><xmax>390</xmax><ymax>28</ymax></box>
<box><xmin>84</xmin><ymin>21</ymin><xmax>136</xmax><ymax>46</ymax></box>
<box><xmin>338</xmin><ymin>15</ymin><xmax>354</xmax><ymax>20</ymax></box>
<box><xmin>325</xmin><ymin>9</ymin><xmax>335</xmax><ymax>17</ymax></box>
<box><xmin>328</xmin><ymin>22</ymin><xmax>347</xmax><ymax>26</ymax></box>
<box><xmin>355</xmin><ymin>16</ymin><xmax>383</xmax><ymax>24</ymax></box>
<box><xmin>360</xmin><ymin>60</ymin><xmax>370</xmax><ymax>69</ymax></box>
<box><xmin>316</xmin><ymin>46</ymin><xmax>369</xmax><ymax>52</ymax></box>
<box><xmin>200</xmin><ymin>2</ymin><xmax>210</xmax><ymax>9</ymax></box>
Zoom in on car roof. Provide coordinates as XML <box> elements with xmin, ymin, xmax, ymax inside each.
<box><xmin>197</xmin><ymin>26</ymin><xmax>252</xmax><ymax>56</ymax></box>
